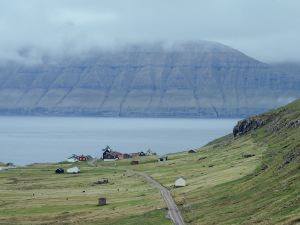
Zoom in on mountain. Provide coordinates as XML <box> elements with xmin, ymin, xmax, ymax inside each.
<box><xmin>271</xmin><ymin>62</ymin><xmax>300</xmax><ymax>77</ymax></box>
<box><xmin>0</xmin><ymin>41</ymin><xmax>299</xmax><ymax>117</ymax></box>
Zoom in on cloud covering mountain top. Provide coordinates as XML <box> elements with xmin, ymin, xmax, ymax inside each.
<box><xmin>0</xmin><ymin>0</ymin><xmax>300</xmax><ymax>63</ymax></box>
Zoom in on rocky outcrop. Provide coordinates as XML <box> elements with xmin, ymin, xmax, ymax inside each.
<box><xmin>0</xmin><ymin>41</ymin><xmax>299</xmax><ymax>118</ymax></box>
<box><xmin>233</xmin><ymin>116</ymin><xmax>272</xmax><ymax>136</ymax></box>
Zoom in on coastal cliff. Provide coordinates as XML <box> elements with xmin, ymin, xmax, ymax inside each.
<box><xmin>0</xmin><ymin>41</ymin><xmax>299</xmax><ymax>117</ymax></box>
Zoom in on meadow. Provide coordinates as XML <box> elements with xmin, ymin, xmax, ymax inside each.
<box><xmin>1</xmin><ymin>100</ymin><xmax>299</xmax><ymax>225</ymax></box>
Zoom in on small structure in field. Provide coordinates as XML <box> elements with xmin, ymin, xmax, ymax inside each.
<box><xmin>0</xmin><ymin>163</ymin><xmax>16</xmax><ymax>171</ymax></box>
<box><xmin>139</xmin><ymin>151</ymin><xmax>146</xmax><ymax>156</ymax></box>
<box><xmin>146</xmin><ymin>148</ymin><xmax>156</xmax><ymax>156</ymax></box>
<box><xmin>188</xmin><ymin>149</ymin><xmax>197</xmax><ymax>153</ymax></box>
<box><xmin>78</xmin><ymin>155</ymin><xmax>87</xmax><ymax>161</ymax></box>
<box><xmin>67</xmin><ymin>158</ymin><xmax>77</xmax><ymax>163</ymax></box>
<box><xmin>94</xmin><ymin>178</ymin><xmax>109</xmax><ymax>185</ymax></box>
<box><xmin>55</xmin><ymin>168</ymin><xmax>64</xmax><ymax>174</ymax></box>
<box><xmin>158</xmin><ymin>156</ymin><xmax>168</xmax><ymax>162</ymax></box>
<box><xmin>131</xmin><ymin>153</ymin><xmax>139</xmax><ymax>158</ymax></box>
<box><xmin>98</xmin><ymin>197</ymin><xmax>107</xmax><ymax>206</ymax></box>
<box><xmin>67</xmin><ymin>167</ymin><xmax>80</xmax><ymax>174</ymax></box>
<box><xmin>67</xmin><ymin>154</ymin><xmax>79</xmax><ymax>162</ymax></box>
<box><xmin>102</xmin><ymin>146</ymin><xmax>122</xmax><ymax>161</ymax></box>
<box><xmin>131</xmin><ymin>160</ymin><xmax>139</xmax><ymax>165</ymax></box>
<box><xmin>175</xmin><ymin>177</ymin><xmax>186</xmax><ymax>187</ymax></box>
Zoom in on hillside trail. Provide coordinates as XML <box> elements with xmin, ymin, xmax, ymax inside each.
<box><xmin>136</xmin><ymin>172</ymin><xmax>185</xmax><ymax>225</ymax></box>
<box><xmin>89</xmin><ymin>161</ymin><xmax>185</xmax><ymax>225</ymax></box>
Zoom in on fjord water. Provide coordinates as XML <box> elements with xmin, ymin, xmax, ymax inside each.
<box><xmin>0</xmin><ymin>116</ymin><xmax>239</xmax><ymax>165</ymax></box>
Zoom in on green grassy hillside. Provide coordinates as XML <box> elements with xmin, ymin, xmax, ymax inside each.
<box><xmin>0</xmin><ymin>162</ymin><xmax>171</xmax><ymax>225</ymax></box>
<box><xmin>0</xmin><ymin>99</ymin><xmax>299</xmax><ymax>224</ymax></box>
<box><xmin>114</xmin><ymin>99</ymin><xmax>300</xmax><ymax>224</ymax></box>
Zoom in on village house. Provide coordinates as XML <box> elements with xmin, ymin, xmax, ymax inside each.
<box><xmin>78</xmin><ymin>155</ymin><xmax>87</xmax><ymax>161</ymax></box>
<box><xmin>175</xmin><ymin>177</ymin><xmax>186</xmax><ymax>187</ymax></box>
<box><xmin>55</xmin><ymin>168</ymin><xmax>64</xmax><ymax>174</ymax></box>
<box><xmin>131</xmin><ymin>153</ymin><xmax>139</xmax><ymax>158</ymax></box>
<box><xmin>67</xmin><ymin>154</ymin><xmax>79</xmax><ymax>162</ymax></box>
<box><xmin>67</xmin><ymin>167</ymin><xmax>80</xmax><ymax>174</ymax></box>
<box><xmin>146</xmin><ymin>149</ymin><xmax>156</xmax><ymax>156</ymax></box>
<box><xmin>158</xmin><ymin>156</ymin><xmax>168</xmax><ymax>162</ymax></box>
<box><xmin>102</xmin><ymin>146</ymin><xmax>122</xmax><ymax>161</ymax></box>
<box><xmin>139</xmin><ymin>151</ymin><xmax>146</xmax><ymax>156</ymax></box>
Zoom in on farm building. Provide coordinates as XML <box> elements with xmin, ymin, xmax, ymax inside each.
<box><xmin>55</xmin><ymin>168</ymin><xmax>64</xmax><ymax>174</ymax></box>
<box><xmin>67</xmin><ymin>158</ymin><xmax>77</xmax><ymax>163</ymax></box>
<box><xmin>103</xmin><ymin>153</ymin><xmax>117</xmax><ymax>161</ymax></box>
<box><xmin>139</xmin><ymin>151</ymin><xmax>146</xmax><ymax>156</ymax></box>
<box><xmin>131</xmin><ymin>153</ymin><xmax>139</xmax><ymax>158</ymax></box>
<box><xmin>146</xmin><ymin>149</ymin><xmax>156</xmax><ymax>156</ymax></box>
<box><xmin>67</xmin><ymin>167</ymin><xmax>80</xmax><ymax>174</ymax></box>
<box><xmin>67</xmin><ymin>154</ymin><xmax>79</xmax><ymax>162</ymax></box>
<box><xmin>158</xmin><ymin>156</ymin><xmax>168</xmax><ymax>162</ymax></box>
<box><xmin>175</xmin><ymin>178</ymin><xmax>186</xmax><ymax>187</ymax></box>
<box><xmin>188</xmin><ymin>149</ymin><xmax>197</xmax><ymax>153</ymax></box>
<box><xmin>78</xmin><ymin>155</ymin><xmax>87</xmax><ymax>161</ymax></box>
<box><xmin>102</xmin><ymin>146</ymin><xmax>122</xmax><ymax>161</ymax></box>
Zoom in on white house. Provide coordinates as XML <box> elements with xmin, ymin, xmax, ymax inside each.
<box><xmin>175</xmin><ymin>177</ymin><xmax>186</xmax><ymax>187</ymax></box>
<box><xmin>67</xmin><ymin>154</ymin><xmax>79</xmax><ymax>163</ymax></box>
<box><xmin>67</xmin><ymin>167</ymin><xmax>80</xmax><ymax>174</ymax></box>
<box><xmin>67</xmin><ymin>158</ymin><xmax>78</xmax><ymax>163</ymax></box>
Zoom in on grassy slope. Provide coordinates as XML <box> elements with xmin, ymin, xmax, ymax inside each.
<box><xmin>0</xmin><ymin>162</ymin><xmax>171</xmax><ymax>225</ymax></box>
<box><xmin>115</xmin><ymin>99</ymin><xmax>300</xmax><ymax>224</ymax></box>
<box><xmin>0</xmin><ymin>100</ymin><xmax>299</xmax><ymax>224</ymax></box>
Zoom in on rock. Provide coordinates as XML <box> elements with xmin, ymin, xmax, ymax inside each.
<box><xmin>283</xmin><ymin>148</ymin><xmax>300</xmax><ymax>166</ymax></box>
<box><xmin>261</xmin><ymin>164</ymin><xmax>268</xmax><ymax>171</ymax></box>
<box><xmin>233</xmin><ymin>116</ymin><xmax>271</xmax><ymax>136</ymax></box>
<box><xmin>286</xmin><ymin>119</ymin><xmax>300</xmax><ymax>128</ymax></box>
<box><xmin>198</xmin><ymin>157</ymin><xmax>207</xmax><ymax>161</ymax></box>
<box><xmin>242</xmin><ymin>153</ymin><xmax>255</xmax><ymax>158</ymax></box>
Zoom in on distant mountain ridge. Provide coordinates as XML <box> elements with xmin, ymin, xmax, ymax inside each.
<box><xmin>0</xmin><ymin>41</ymin><xmax>299</xmax><ymax>117</ymax></box>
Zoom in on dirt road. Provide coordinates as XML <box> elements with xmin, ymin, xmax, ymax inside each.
<box><xmin>136</xmin><ymin>172</ymin><xmax>185</xmax><ymax>225</ymax></box>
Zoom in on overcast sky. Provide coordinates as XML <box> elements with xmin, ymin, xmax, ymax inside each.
<box><xmin>0</xmin><ymin>0</ymin><xmax>299</xmax><ymax>63</ymax></box>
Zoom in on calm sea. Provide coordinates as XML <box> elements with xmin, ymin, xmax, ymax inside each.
<box><xmin>0</xmin><ymin>116</ymin><xmax>239</xmax><ymax>165</ymax></box>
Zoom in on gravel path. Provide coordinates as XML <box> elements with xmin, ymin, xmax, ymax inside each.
<box><xmin>136</xmin><ymin>172</ymin><xmax>185</xmax><ymax>225</ymax></box>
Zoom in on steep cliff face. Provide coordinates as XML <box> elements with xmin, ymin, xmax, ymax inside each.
<box><xmin>0</xmin><ymin>41</ymin><xmax>299</xmax><ymax>117</ymax></box>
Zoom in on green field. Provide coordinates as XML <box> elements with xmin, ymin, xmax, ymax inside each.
<box><xmin>0</xmin><ymin>162</ymin><xmax>171</xmax><ymax>225</ymax></box>
<box><xmin>1</xmin><ymin>99</ymin><xmax>299</xmax><ymax>224</ymax></box>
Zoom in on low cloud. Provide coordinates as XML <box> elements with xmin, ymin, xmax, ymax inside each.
<box><xmin>0</xmin><ymin>0</ymin><xmax>300</xmax><ymax>63</ymax></box>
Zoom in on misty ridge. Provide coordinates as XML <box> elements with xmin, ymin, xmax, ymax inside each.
<box><xmin>0</xmin><ymin>0</ymin><xmax>299</xmax><ymax>118</ymax></box>
<box><xmin>0</xmin><ymin>40</ymin><xmax>299</xmax><ymax>118</ymax></box>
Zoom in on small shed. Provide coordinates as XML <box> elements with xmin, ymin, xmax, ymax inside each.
<box><xmin>175</xmin><ymin>177</ymin><xmax>186</xmax><ymax>187</ymax></box>
<box><xmin>131</xmin><ymin>153</ymin><xmax>139</xmax><ymax>158</ymax></box>
<box><xmin>158</xmin><ymin>156</ymin><xmax>168</xmax><ymax>162</ymax></box>
<box><xmin>67</xmin><ymin>158</ymin><xmax>78</xmax><ymax>163</ymax></box>
<box><xmin>55</xmin><ymin>168</ymin><xmax>64</xmax><ymax>174</ymax></box>
<box><xmin>98</xmin><ymin>197</ymin><xmax>107</xmax><ymax>206</ymax></box>
<box><xmin>139</xmin><ymin>152</ymin><xmax>146</xmax><ymax>156</ymax></box>
<box><xmin>67</xmin><ymin>167</ymin><xmax>80</xmax><ymax>174</ymax></box>
<box><xmin>188</xmin><ymin>149</ymin><xmax>197</xmax><ymax>153</ymax></box>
